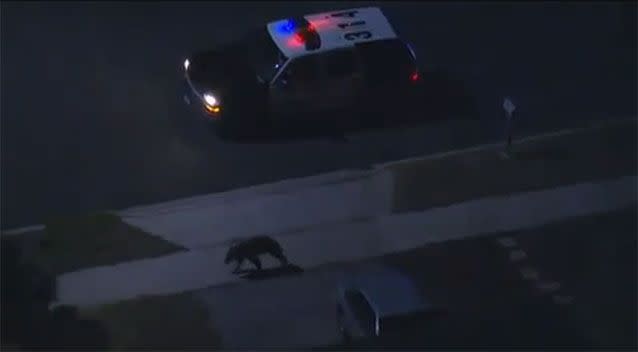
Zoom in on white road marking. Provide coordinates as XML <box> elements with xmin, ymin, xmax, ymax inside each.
<box><xmin>509</xmin><ymin>249</ymin><xmax>528</xmax><ymax>262</ymax></box>
<box><xmin>497</xmin><ymin>237</ymin><xmax>518</xmax><ymax>248</ymax></box>
<box><xmin>537</xmin><ymin>281</ymin><xmax>562</xmax><ymax>293</ymax></box>
<box><xmin>501</xmin><ymin>239</ymin><xmax>568</xmax><ymax>300</ymax></box>
<box><xmin>520</xmin><ymin>267</ymin><xmax>540</xmax><ymax>281</ymax></box>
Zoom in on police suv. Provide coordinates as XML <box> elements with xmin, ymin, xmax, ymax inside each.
<box><xmin>182</xmin><ymin>7</ymin><xmax>421</xmax><ymax>139</ymax></box>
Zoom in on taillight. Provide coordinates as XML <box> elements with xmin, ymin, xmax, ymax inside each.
<box><xmin>410</xmin><ymin>71</ymin><xmax>419</xmax><ymax>82</ymax></box>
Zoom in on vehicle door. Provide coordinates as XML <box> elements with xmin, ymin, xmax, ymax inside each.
<box><xmin>269</xmin><ymin>54</ymin><xmax>322</xmax><ymax>119</ymax></box>
<box><xmin>343</xmin><ymin>289</ymin><xmax>377</xmax><ymax>338</ymax></box>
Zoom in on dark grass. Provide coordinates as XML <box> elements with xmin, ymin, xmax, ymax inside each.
<box><xmin>80</xmin><ymin>292</ymin><xmax>222</xmax><ymax>350</ymax></box>
<box><xmin>391</xmin><ymin>119</ymin><xmax>637</xmax><ymax>213</ymax></box>
<box><xmin>35</xmin><ymin>212</ymin><xmax>184</xmax><ymax>275</ymax></box>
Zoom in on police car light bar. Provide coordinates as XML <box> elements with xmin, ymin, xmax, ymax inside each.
<box><xmin>277</xmin><ymin>17</ymin><xmax>312</xmax><ymax>34</ymax></box>
<box><xmin>281</xmin><ymin>19</ymin><xmax>321</xmax><ymax>51</ymax></box>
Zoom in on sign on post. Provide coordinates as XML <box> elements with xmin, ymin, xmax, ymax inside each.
<box><xmin>502</xmin><ymin>97</ymin><xmax>517</xmax><ymax>157</ymax></box>
<box><xmin>503</xmin><ymin>97</ymin><xmax>516</xmax><ymax>118</ymax></box>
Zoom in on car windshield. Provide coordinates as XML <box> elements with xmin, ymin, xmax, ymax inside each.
<box><xmin>235</xmin><ymin>27</ymin><xmax>288</xmax><ymax>83</ymax></box>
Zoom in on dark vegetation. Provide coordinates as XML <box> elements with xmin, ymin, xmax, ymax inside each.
<box><xmin>1</xmin><ymin>238</ymin><xmax>109</xmax><ymax>350</ymax></box>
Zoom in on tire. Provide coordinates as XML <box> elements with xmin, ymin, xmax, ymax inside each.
<box><xmin>336</xmin><ymin>307</ymin><xmax>352</xmax><ymax>344</ymax></box>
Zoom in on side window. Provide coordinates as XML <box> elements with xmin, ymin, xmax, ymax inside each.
<box><xmin>345</xmin><ymin>290</ymin><xmax>376</xmax><ymax>333</ymax></box>
<box><xmin>322</xmin><ymin>49</ymin><xmax>356</xmax><ymax>79</ymax></box>
<box><xmin>280</xmin><ymin>55</ymin><xmax>320</xmax><ymax>86</ymax></box>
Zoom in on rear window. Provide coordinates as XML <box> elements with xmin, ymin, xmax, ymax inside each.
<box><xmin>356</xmin><ymin>39</ymin><xmax>416</xmax><ymax>83</ymax></box>
<box><xmin>322</xmin><ymin>49</ymin><xmax>357</xmax><ymax>78</ymax></box>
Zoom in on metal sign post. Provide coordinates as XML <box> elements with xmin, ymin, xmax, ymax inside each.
<box><xmin>502</xmin><ymin>97</ymin><xmax>517</xmax><ymax>157</ymax></box>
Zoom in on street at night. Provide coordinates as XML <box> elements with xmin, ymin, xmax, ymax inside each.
<box><xmin>1</xmin><ymin>2</ymin><xmax>636</xmax><ymax>350</ymax></box>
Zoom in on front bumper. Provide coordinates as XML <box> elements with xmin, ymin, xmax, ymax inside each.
<box><xmin>182</xmin><ymin>79</ymin><xmax>223</xmax><ymax>122</ymax></box>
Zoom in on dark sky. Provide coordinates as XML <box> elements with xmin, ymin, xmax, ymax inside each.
<box><xmin>1</xmin><ymin>1</ymin><xmax>636</xmax><ymax>229</ymax></box>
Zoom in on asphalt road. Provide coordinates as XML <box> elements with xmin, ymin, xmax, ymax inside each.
<box><xmin>2</xmin><ymin>2</ymin><xmax>636</xmax><ymax>229</ymax></box>
<box><xmin>512</xmin><ymin>207</ymin><xmax>638</xmax><ymax>349</ymax></box>
<box><xmin>315</xmin><ymin>206</ymin><xmax>637</xmax><ymax>350</ymax></box>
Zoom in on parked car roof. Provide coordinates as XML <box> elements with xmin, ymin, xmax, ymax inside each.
<box><xmin>341</xmin><ymin>265</ymin><xmax>432</xmax><ymax>317</ymax></box>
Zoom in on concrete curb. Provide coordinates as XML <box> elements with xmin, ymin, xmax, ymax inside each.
<box><xmin>372</xmin><ymin>116</ymin><xmax>636</xmax><ymax>170</ymax></box>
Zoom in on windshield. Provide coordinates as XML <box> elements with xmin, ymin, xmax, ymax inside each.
<box><xmin>236</xmin><ymin>27</ymin><xmax>288</xmax><ymax>83</ymax></box>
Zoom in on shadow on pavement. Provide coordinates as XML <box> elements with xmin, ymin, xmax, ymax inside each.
<box><xmin>238</xmin><ymin>264</ymin><xmax>304</xmax><ymax>281</ymax></box>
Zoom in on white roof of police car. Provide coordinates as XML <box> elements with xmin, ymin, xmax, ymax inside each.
<box><xmin>266</xmin><ymin>7</ymin><xmax>398</xmax><ymax>59</ymax></box>
<box><xmin>341</xmin><ymin>265</ymin><xmax>432</xmax><ymax>318</ymax></box>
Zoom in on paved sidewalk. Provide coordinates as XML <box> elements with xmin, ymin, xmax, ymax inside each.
<box><xmin>54</xmin><ymin>175</ymin><xmax>636</xmax><ymax>307</ymax></box>
<box><xmin>118</xmin><ymin>171</ymin><xmax>392</xmax><ymax>250</ymax></box>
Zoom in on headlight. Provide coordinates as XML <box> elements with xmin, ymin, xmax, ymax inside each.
<box><xmin>184</xmin><ymin>59</ymin><xmax>190</xmax><ymax>70</ymax></box>
<box><xmin>203</xmin><ymin>93</ymin><xmax>218</xmax><ymax>107</ymax></box>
